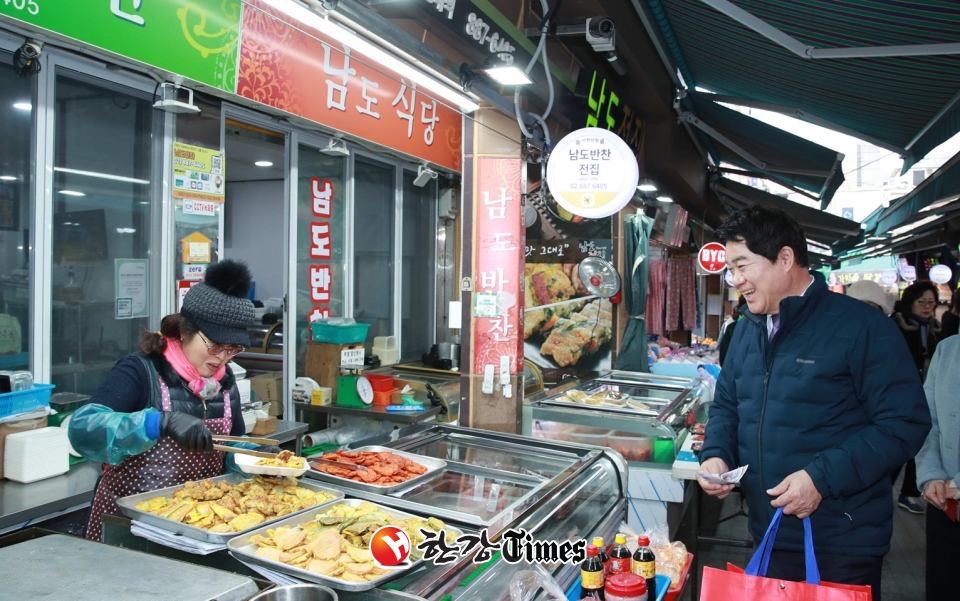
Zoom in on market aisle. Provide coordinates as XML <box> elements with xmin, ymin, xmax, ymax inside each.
<box><xmin>688</xmin><ymin>483</ymin><xmax>926</xmax><ymax>601</ymax></box>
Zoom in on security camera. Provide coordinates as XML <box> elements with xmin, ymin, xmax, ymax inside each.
<box><xmin>586</xmin><ymin>18</ymin><xmax>616</xmax><ymax>53</ymax></box>
<box><xmin>13</xmin><ymin>39</ymin><xmax>43</xmax><ymax>77</ymax></box>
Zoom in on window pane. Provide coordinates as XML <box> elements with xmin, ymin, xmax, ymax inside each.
<box><xmin>401</xmin><ymin>172</ymin><xmax>436</xmax><ymax>360</ymax></box>
<box><xmin>296</xmin><ymin>143</ymin><xmax>346</xmax><ymax>376</ymax></box>
<box><xmin>51</xmin><ymin>74</ymin><xmax>159</xmax><ymax>393</ymax></box>
<box><xmin>353</xmin><ymin>158</ymin><xmax>395</xmax><ymax>346</ymax></box>
<box><xmin>0</xmin><ymin>55</ymin><xmax>33</xmax><ymax>370</ymax></box>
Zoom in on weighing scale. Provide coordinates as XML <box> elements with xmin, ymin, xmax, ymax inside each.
<box><xmin>336</xmin><ymin>364</ymin><xmax>374</xmax><ymax>408</ymax></box>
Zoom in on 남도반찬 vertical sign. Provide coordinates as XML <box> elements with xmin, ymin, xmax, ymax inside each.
<box><xmin>173</xmin><ymin>142</ymin><xmax>225</xmax><ymax>203</ymax></box>
<box><xmin>473</xmin><ymin>157</ymin><xmax>523</xmax><ymax>374</ymax></box>
<box><xmin>0</xmin><ymin>0</ymin><xmax>241</xmax><ymax>91</ymax></box>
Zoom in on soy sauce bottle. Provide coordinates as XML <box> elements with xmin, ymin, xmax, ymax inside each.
<box><xmin>592</xmin><ymin>536</ymin><xmax>611</xmax><ymax>575</ymax></box>
<box><xmin>581</xmin><ymin>544</ymin><xmax>605</xmax><ymax>601</ymax></box>
<box><xmin>631</xmin><ymin>535</ymin><xmax>657</xmax><ymax>600</ymax></box>
<box><xmin>609</xmin><ymin>533</ymin><xmax>632</xmax><ymax>575</ymax></box>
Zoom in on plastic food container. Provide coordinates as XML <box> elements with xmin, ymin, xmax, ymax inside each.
<box><xmin>366</xmin><ymin>374</ymin><xmax>394</xmax><ymax>392</ymax></box>
<box><xmin>309</xmin><ymin>322</ymin><xmax>370</xmax><ymax>344</ymax></box>
<box><xmin>565</xmin><ymin>426</ymin><xmax>611</xmax><ymax>447</ymax></box>
<box><xmin>531</xmin><ymin>420</ymin><xmax>563</xmax><ymax>440</ymax></box>
<box><xmin>607</xmin><ymin>431</ymin><xmax>654</xmax><ymax>462</ymax></box>
<box><xmin>372</xmin><ymin>388</ymin><xmax>397</xmax><ymax>406</ymax></box>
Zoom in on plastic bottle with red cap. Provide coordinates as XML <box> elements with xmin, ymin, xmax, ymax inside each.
<box><xmin>631</xmin><ymin>535</ymin><xmax>657</xmax><ymax>600</ymax></box>
<box><xmin>604</xmin><ymin>573</ymin><xmax>648</xmax><ymax>601</ymax></box>
<box><xmin>580</xmin><ymin>544</ymin><xmax>606</xmax><ymax>601</ymax></box>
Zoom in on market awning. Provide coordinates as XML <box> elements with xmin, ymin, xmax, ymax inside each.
<box><xmin>682</xmin><ymin>90</ymin><xmax>845</xmax><ymax>203</ymax></box>
<box><xmin>712</xmin><ymin>177</ymin><xmax>862</xmax><ymax>247</ymax></box>
<box><xmin>874</xmin><ymin>148</ymin><xmax>960</xmax><ymax>235</ymax></box>
<box><xmin>639</xmin><ymin>0</ymin><xmax>960</xmax><ymax>179</ymax></box>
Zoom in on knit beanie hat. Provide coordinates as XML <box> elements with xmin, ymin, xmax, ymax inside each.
<box><xmin>180</xmin><ymin>260</ymin><xmax>255</xmax><ymax>347</ymax></box>
<box><xmin>847</xmin><ymin>280</ymin><xmax>894</xmax><ymax>315</ymax></box>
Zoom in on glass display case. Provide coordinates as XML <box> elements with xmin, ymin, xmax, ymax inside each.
<box><xmin>522</xmin><ymin>370</ymin><xmax>705</xmax><ymax>465</ymax></box>
<box><xmin>336</xmin><ymin>424</ymin><xmax>628</xmax><ymax>601</ymax></box>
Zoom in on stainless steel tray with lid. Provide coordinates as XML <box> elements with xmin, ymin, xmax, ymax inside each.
<box><xmin>228</xmin><ymin>498</ymin><xmax>463</xmax><ymax>591</ymax></box>
<box><xmin>304</xmin><ymin>445</ymin><xmax>446</xmax><ymax>494</ymax></box>
<box><xmin>116</xmin><ymin>473</ymin><xmax>345</xmax><ymax>544</ymax></box>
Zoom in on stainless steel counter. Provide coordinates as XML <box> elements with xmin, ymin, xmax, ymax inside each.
<box><xmin>0</xmin><ymin>461</ymin><xmax>102</xmax><ymax>533</ymax></box>
<box><xmin>270</xmin><ymin>419</ymin><xmax>309</xmax><ymax>454</ymax></box>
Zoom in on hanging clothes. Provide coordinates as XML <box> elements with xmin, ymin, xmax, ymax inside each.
<box><xmin>616</xmin><ymin>215</ymin><xmax>654</xmax><ymax>372</ymax></box>
<box><xmin>647</xmin><ymin>259</ymin><xmax>667</xmax><ymax>336</ymax></box>
<box><xmin>666</xmin><ymin>258</ymin><xmax>698</xmax><ymax>331</ymax></box>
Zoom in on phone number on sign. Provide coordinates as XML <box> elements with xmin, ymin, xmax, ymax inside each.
<box><xmin>570</xmin><ymin>183</ymin><xmax>608</xmax><ymax>190</ymax></box>
<box><xmin>5</xmin><ymin>0</ymin><xmax>40</xmax><ymax>15</ymax></box>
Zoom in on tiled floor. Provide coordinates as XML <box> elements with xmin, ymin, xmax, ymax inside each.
<box><xmin>679</xmin><ymin>483</ymin><xmax>926</xmax><ymax>600</ymax></box>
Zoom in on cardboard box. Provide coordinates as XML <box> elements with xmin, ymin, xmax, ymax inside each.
<box><xmin>249</xmin><ymin>372</ymin><xmax>283</xmax><ymax>415</ymax></box>
<box><xmin>305</xmin><ymin>341</ymin><xmax>364</xmax><ymax>402</ymax></box>
<box><xmin>252</xmin><ymin>416</ymin><xmax>277</xmax><ymax>436</ymax></box>
<box><xmin>0</xmin><ymin>414</ymin><xmax>49</xmax><ymax>480</ymax></box>
<box><xmin>311</xmin><ymin>387</ymin><xmax>332</xmax><ymax>406</ymax></box>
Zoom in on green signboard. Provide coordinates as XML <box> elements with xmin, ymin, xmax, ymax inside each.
<box><xmin>0</xmin><ymin>0</ymin><xmax>241</xmax><ymax>91</ymax></box>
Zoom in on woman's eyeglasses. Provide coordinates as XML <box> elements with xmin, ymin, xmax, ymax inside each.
<box><xmin>915</xmin><ymin>300</ymin><xmax>937</xmax><ymax>308</ymax></box>
<box><xmin>196</xmin><ymin>332</ymin><xmax>245</xmax><ymax>356</ymax></box>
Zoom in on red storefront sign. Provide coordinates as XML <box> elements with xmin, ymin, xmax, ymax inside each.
<box><xmin>698</xmin><ymin>242</ymin><xmax>727</xmax><ymax>274</ymax></box>
<box><xmin>308</xmin><ymin>177</ymin><xmax>334</xmax><ymax>321</ymax></box>
<box><xmin>473</xmin><ymin>158</ymin><xmax>523</xmax><ymax>374</ymax></box>
<box><xmin>238</xmin><ymin>1</ymin><xmax>462</xmax><ymax>172</ymax></box>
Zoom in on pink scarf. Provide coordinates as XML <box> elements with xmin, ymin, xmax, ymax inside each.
<box><xmin>162</xmin><ymin>338</ymin><xmax>226</xmax><ymax>400</ymax></box>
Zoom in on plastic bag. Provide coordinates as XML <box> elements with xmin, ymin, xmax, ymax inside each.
<box><xmin>509</xmin><ymin>564</ymin><xmax>567</xmax><ymax>601</ymax></box>
<box><xmin>335</xmin><ymin>426</ymin><xmax>372</xmax><ymax>445</ymax></box>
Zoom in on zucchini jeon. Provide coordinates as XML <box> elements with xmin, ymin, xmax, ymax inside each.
<box><xmin>539</xmin><ymin>299</ymin><xmax>613</xmax><ymax>366</ymax></box>
<box><xmin>524</xmin><ymin>264</ymin><xmax>584</xmax><ymax>339</ymax></box>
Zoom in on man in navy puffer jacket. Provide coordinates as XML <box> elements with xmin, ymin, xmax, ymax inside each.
<box><xmin>698</xmin><ymin>206</ymin><xmax>930</xmax><ymax>601</ymax></box>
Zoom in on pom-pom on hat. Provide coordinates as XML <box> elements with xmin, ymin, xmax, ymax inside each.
<box><xmin>180</xmin><ymin>259</ymin><xmax>255</xmax><ymax>347</ymax></box>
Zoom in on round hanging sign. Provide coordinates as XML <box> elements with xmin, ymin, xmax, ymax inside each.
<box><xmin>899</xmin><ymin>265</ymin><xmax>917</xmax><ymax>282</ymax></box>
<box><xmin>698</xmin><ymin>242</ymin><xmax>727</xmax><ymax>274</ymax></box>
<box><xmin>880</xmin><ymin>269</ymin><xmax>899</xmax><ymax>285</ymax></box>
<box><xmin>724</xmin><ymin>269</ymin><xmax>736</xmax><ymax>287</ymax></box>
<box><xmin>929</xmin><ymin>264</ymin><xmax>952</xmax><ymax>284</ymax></box>
<box><xmin>545</xmin><ymin>128</ymin><xmax>639</xmax><ymax>219</ymax></box>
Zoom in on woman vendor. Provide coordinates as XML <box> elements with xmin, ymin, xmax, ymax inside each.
<box><xmin>69</xmin><ymin>260</ymin><xmax>265</xmax><ymax>541</ymax></box>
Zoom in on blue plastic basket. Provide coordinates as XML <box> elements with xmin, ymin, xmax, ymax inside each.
<box><xmin>0</xmin><ymin>384</ymin><xmax>55</xmax><ymax>420</ymax></box>
<box><xmin>310</xmin><ymin>322</ymin><xmax>371</xmax><ymax>344</ymax></box>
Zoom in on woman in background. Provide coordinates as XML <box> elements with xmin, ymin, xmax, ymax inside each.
<box><xmin>941</xmin><ymin>289</ymin><xmax>959</xmax><ymax>339</ymax></box>
<box><xmin>891</xmin><ymin>281</ymin><xmax>942</xmax><ymax>514</ymax></box>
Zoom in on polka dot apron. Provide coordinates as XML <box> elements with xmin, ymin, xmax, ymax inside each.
<box><xmin>86</xmin><ymin>378</ymin><xmax>231</xmax><ymax>542</ymax></box>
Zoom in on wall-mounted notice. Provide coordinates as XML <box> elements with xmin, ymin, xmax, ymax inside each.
<box><xmin>173</xmin><ymin>142</ymin><xmax>225</xmax><ymax>203</ymax></box>
<box><xmin>115</xmin><ymin>259</ymin><xmax>149</xmax><ymax>320</ymax></box>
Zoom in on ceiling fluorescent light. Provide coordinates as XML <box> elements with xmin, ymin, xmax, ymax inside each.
<box><xmin>657</xmin><ymin>196</ymin><xmax>673</xmax><ymax>203</ymax></box>
<box><xmin>481</xmin><ymin>66</ymin><xmax>533</xmax><ymax>86</ymax></box>
<box><xmin>58</xmin><ymin>190</ymin><xmax>85</xmax><ymax>196</ymax></box>
<box><xmin>54</xmin><ymin>167</ymin><xmax>150</xmax><ymax>185</ymax></box>
<box><xmin>255</xmin><ymin>161</ymin><xmax>274</xmax><ymax>167</ymax></box>
<box><xmin>0</xmin><ymin>175</ymin><xmax>16</xmax><ymax>181</ymax></box>
<box><xmin>13</xmin><ymin>102</ymin><xmax>31</xmax><ymax>111</ymax></box>
<box><xmin>638</xmin><ymin>183</ymin><xmax>657</xmax><ymax>192</ymax></box>
<box><xmin>260</xmin><ymin>0</ymin><xmax>479</xmax><ymax>113</ymax></box>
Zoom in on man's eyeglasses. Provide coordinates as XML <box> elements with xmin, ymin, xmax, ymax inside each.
<box><xmin>196</xmin><ymin>331</ymin><xmax>245</xmax><ymax>356</ymax></box>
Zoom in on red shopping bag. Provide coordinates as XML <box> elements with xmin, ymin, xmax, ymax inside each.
<box><xmin>700</xmin><ymin>508</ymin><xmax>872</xmax><ymax>600</ymax></box>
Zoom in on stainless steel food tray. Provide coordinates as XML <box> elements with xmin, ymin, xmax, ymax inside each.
<box><xmin>304</xmin><ymin>445</ymin><xmax>446</xmax><ymax>494</ymax></box>
<box><xmin>228</xmin><ymin>498</ymin><xmax>463</xmax><ymax>592</ymax></box>
<box><xmin>116</xmin><ymin>473</ymin><xmax>345</xmax><ymax>544</ymax></box>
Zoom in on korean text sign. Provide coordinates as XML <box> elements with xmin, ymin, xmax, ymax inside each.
<box><xmin>239</xmin><ymin>0</ymin><xmax>463</xmax><ymax>171</ymax></box>
<box><xmin>0</xmin><ymin>0</ymin><xmax>241</xmax><ymax>91</ymax></box>
<box><xmin>473</xmin><ymin>158</ymin><xmax>523</xmax><ymax>374</ymax></box>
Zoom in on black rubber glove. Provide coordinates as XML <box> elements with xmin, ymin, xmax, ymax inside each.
<box><xmin>254</xmin><ymin>445</ymin><xmax>282</xmax><ymax>455</ymax></box>
<box><xmin>159</xmin><ymin>412</ymin><xmax>213</xmax><ymax>453</ymax></box>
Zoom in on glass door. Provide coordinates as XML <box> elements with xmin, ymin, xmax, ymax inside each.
<box><xmin>47</xmin><ymin>71</ymin><xmax>162</xmax><ymax>394</ymax></box>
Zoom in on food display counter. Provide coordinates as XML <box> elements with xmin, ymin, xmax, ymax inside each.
<box><xmin>96</xmin><ymin>424</ymin><xmax>627</xmax><ymax>601</ymax></box>
<box><xmin>523</xmin><ymin>370</ymin><xmax>705</xmax><ymax>534</ymax></box>
<box><xmin>339</xmin><ymin>424</ymin><xmax>629</xmax><ymax>601</ymax></box>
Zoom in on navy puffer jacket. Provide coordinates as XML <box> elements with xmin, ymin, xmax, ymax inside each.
<box><xmin>701</xmin><ymin>272</ymin><xmax>930</xmax><ymax>556</ymax></box>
